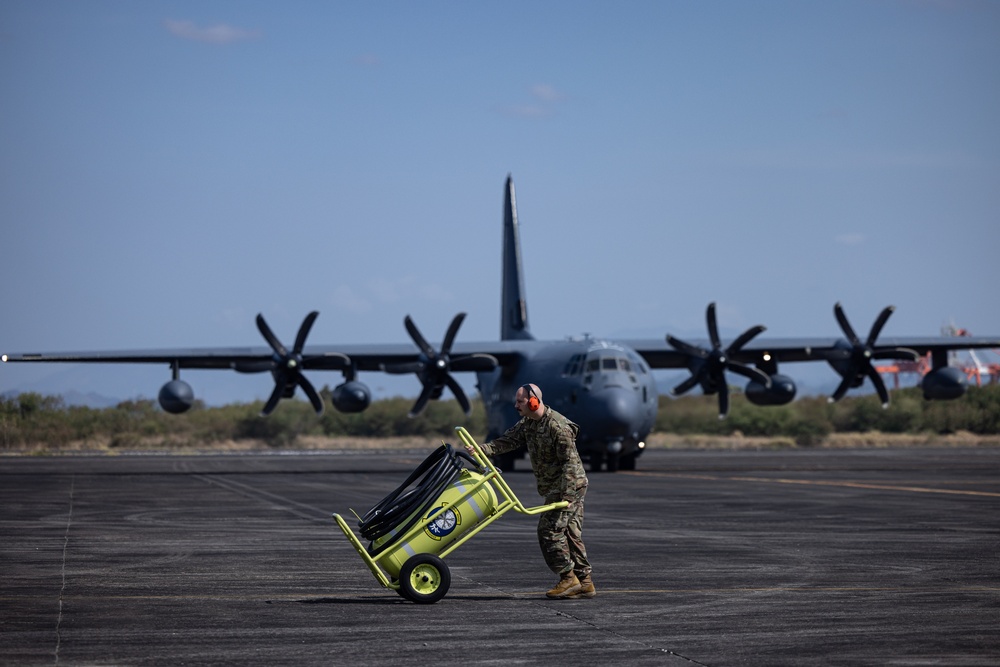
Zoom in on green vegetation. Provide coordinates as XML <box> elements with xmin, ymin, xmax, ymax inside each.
<box><xmin>655</xmin><ymin>385</ymin><xmax>1000</xmax><ymax>445</ymax></box>
<box><xmin>2</xmin><ymin>385</ymin><xmax>998</xmax><ymax>452</ymax></box>
<box><xmin>0</xmin><ymin>388</ymin><xmax>487</xmax><ymax>451</ymax></box>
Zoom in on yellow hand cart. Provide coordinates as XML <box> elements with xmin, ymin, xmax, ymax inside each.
<box><xmin>331</xmin><ymin>426</ymin><xmax>567</xmax><ymax>603</ymax></box>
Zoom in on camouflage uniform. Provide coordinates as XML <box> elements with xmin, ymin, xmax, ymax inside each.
<box><xmin>481</xmin><ymin>406</ymin><xmax>592</xmax><ymax>579</ymax></box>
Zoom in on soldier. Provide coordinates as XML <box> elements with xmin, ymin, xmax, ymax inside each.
<box><xmin>473</xmin><ymin>383</ymin><xmax>595</xmax><ymax>599</ymax></box>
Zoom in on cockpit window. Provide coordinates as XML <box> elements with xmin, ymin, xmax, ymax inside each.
<box><xmin>582</xmin><ymin>354</ymin><xmax>637</xmax><ymax>374</ymax></box>
<box><xmin>562</xmin><ymin>353</ymin><xmax>586</xmax><ymax>376</ymax></box>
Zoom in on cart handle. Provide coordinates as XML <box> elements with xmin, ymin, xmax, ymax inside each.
<box><xmin>454</xmin><ymin>427</ymin><xmax>568</xmax><ymax>515</ymax></box>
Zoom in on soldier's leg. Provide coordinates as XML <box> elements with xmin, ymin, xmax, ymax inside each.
<box><xmin>567</xmin><ymin>497</ymin><xmax>591</xmax><ymax>580</ymax></box>
<box><xmin>537</xmin><ymin>508</ymin><xmax>574</xmax><ymax>576</ymax></box>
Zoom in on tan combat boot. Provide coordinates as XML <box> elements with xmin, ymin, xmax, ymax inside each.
<box><xmin>545</xmin><ymin>572</ymin><xmax>580</xmax><ymax>599</ymax></box>
<box><xmin>566</xmin><ymin>574</ymin><xmax>596</xmax><ymax>599</ymax></box>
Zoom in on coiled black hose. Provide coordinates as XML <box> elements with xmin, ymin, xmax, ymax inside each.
<box><xmin>358</xmin><ymin>443</ymin><xmax>478</xmax><ymax>555</ymax></box>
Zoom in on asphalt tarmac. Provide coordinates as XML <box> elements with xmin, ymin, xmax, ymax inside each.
<box><xmin>2</xmin><ymin>446</ymin><xmax>998</xmax><ymax>666</ymax></box>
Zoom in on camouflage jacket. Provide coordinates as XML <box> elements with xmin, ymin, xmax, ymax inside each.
<box><xmin>482</xmin><ymin>407</ymin><xmax>588</xmax><ymax>502</ymax></box>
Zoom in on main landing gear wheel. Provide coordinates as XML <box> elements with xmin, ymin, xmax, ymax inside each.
<box><xmin>399</xmin><ymin>554</ymin><xmax>451</xmax><ymax>604</ymax></box>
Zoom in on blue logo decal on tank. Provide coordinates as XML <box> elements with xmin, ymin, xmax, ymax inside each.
<box><xmin>426</xmin><ymin>504</ymin><xmax>462</xmax><ymax>540</ymax></box>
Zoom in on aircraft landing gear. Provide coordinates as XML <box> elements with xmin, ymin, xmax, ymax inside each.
<box><xmin>589</xmin><ymin>445</ymin><xmax>636</xmax><ymax>472</ymax></box>
<box><xmin>589</xmin><ymin>451</ymin><xmax>621</xmax><ymax>472</ymax></box>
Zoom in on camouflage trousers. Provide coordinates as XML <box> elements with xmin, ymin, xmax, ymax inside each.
<box><xmin>538</xmin><ymin>485</ymin><xmax>591</xmax><ymax>579</ymax></box>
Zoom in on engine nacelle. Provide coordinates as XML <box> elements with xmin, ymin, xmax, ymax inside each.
<box><xmin>159</xmin><ymin>380</ymin><xmax>195</xmax><ymax>414</ymax></box>
<box><xmin>331</xmin><ymin>380</ymin><xmax>371</xmax><ymax>413</ymax></box>
<box><xmin>745</xmin><ymin>374</ymin><xmax>797</xmax><ymax>406</ymax></box>
<box><xmin>825</xmin><ymin>339</ymin><xmax>865</xmax><ymax>388</ymax></box>
<box><xmin>921</xmin><ymin>366</ymin><xmax>967</xmax><ymax>401</ymax></box>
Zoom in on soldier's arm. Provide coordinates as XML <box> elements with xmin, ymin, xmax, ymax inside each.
<box><xmin>479</xmin><ymin>421</ymin><xmax>525</xmax><ymax>457</ymax></box>
<box><xmin>553</xmin><ymin>423</ymin><xmax>579</xmax><ymax>499</ymax></box>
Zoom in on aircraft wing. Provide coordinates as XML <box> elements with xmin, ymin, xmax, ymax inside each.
<box><xmin>0</xmin><ymin>322</ymin><xmax>531</xmax><ymax>418</ymax></box>
<box><xmin>1</xmin><ymin>342</ymin><xmax>526</xmax><ymax>372</ymax></box>
<box><xmin>624</xmin><ymin>330</ymin><xmax>1000</xmax><ymax>417</ymax></box>
<box><xmin>624</xmin><ymin>335</ymin><xmax>1000</xmax><ymax>368</ymax></box>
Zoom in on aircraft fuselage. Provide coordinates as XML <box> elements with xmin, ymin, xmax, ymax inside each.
<box><xmin>477</xmin><ymin>337</ymin><xmax>658</xmax><ymax>471</ymax></box>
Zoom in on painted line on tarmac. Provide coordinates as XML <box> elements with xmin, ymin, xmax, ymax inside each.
<box><xmin>192</xmin><ymin>474</ymin><xmax>332</xmax><ymax>522</ymax></box>
<box><xmin>730</xmin><ymin>476</ymin><xmax>1000</xmax><ymax>497</ymax></box>
<box><xmin>622</xmin><ymin>471</ymin><xmax>1000</xmax><ymax>497</ymax></box>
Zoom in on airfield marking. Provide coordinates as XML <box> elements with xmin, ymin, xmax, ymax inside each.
<box><xmin>622</xmin><ymin>471</ymin><xmax>1000</xmax><ymax>498</ymax></box>
<box><xmin>55</xmin><ymin>474</ymin><xmax>75</xmax><ymax>665</ymax></box>
<box><xmin>192</xmin><ymin>474</ymin><xmax>332</xmax><ymax>523</ymax></box>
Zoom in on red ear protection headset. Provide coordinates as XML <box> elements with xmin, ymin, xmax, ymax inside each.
<box><xmin>522</xmin><ymin>384</ymin><xmax>540</xmax><ymax>411</ymax></box>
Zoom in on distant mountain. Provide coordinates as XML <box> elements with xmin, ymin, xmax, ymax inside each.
<box><xmin>60</xmin><ymin>390</ymin><xmax>123</xmax><ymax>409</ymax></box>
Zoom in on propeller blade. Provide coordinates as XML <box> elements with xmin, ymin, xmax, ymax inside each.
<box><xmin>834</xmin><ymin>302</ymin><xmax>861</xmax><ymax>347</ymax></box>
<box><xmin>395</xmin><ymin>313</ymin><xmax>481</xmax><ymax>418</ymax></box>
<box><xmin>671</xmin><ymin>373</ymin><xmax>702</xmax><ymax>396</ymax></box>
<box><xmin>409</xmin><ymin>383</ymin><xmax>435</xmax><ymax>418</ymax></box>
<box><xmin>293</xmin><ymin>311</ymin><xmax>319</xmax><ymax>354</ymax></box>
<box><xmin>254</xmin><ymin>312</ymin><xmax>326</xmax><ymax>416</ymax></box>
<box><xmin>717</xmin><ymin>382</ymin><xmax>730</xmax><ymax>419</ymax></box>
<box><xmin>404</xmin><ymin>316</ymin><xmax>435</xmax><ymax>358</ymax></box>
<box><xmin>382</xmin><ymin>361</ymin><xmax>425</xmax><ymax>375</ymax></box>
<box><xmin>445</xmin><ymin>374</ymin><xmax>472</xmax><ymax>416</ymax></box>
<box><xmin>298</xmin><ymin>375</ymin><xmax>325</xmax><ymax>415</ymax></box>
<box><xmin>665</xmin><ymin>303</ymin><xmax>769</xmax><ymax>419</ymax></box>
<box><xmin>867</xmin><ymin>365</ymin><xmax>890</xmax><ymax>408</ymax></box>
<box><xmin>233</xmin><ymin>361</ymin><xmax>274</xmax><ymax>374</ymax></box>
<box><xmin>303</xmin><ymin>353</ymin><xmax>351</xmax><ymax>370</ymax></box>
<box><xmin>441</xmin><ymin>312</ymin><xmax>466</xmax><ymax>354</ymax></box>
<box><xmin>706</xmin><ymin>302</ymin><xmax>721</xmax><ymax>349</ymax></box>
<box><xmin>261</xmin><ymin>382</ymin><xmax>284</xmax><ymax>416</ymax></box>
<box><xmin>667</xmin><ymin>335</ymin><xmax>707</xmax><ymax>359</ymax></box>
<box><xmin>866</xmin><ymin>306</ymin><xmax>895</xmax><ymax>348</ymax></box>
<box><xmin>825</xmin><ymin>303</ymin><xmax>912</xmax><ymax>406</ymax></box>
<box><xmin>256</xmin><ymin>314</ymin><xmax>287</xmax><ymax>357</ymax></box>
<box><xmin>829</xmin><ymin>374</ymin><xmax>853</xmax><ymax>403</ymax></box>
<box><xmin>728</xmin><ymin>324</ymin><xmax>766</xmax><ymax>353</ymax></box>
<box><xmin>450</xmin><ymin>353</ymin><xmax>498</xmax><ymax>373</ymax></box>
<box><xmin>725</xmin><ymin>361</ymin><xmax>771</xmax><ymax>386</ymax></box>
<box><xmin>872</xmin><ymin>348</ymin><xmax>920</xmax><ymax>362</ymax></box>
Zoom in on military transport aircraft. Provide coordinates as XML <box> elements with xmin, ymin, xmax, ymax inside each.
<box><xmin>4</xmin><ymin>176</ymin><xmax>1000</xmax><ymax>471</ymax></box>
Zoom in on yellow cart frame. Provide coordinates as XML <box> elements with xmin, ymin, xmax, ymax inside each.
<box><xmin>331</xmin><ymin>426</ymin><xmax>567</xmax><ymax>603</ymax></box>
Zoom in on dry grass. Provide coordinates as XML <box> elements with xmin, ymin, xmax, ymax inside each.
<box><xmin>5</xmin><ymin>431</ymin><xmax>999</xmax><ymax>457</ymax></box>
<box><xmin>643</xmin><ymin>430</ymin><xmax>1000</xmax><ymax>451</ymax></box>
<box><xmin>1</xmin><ymin>435</ymin><xmax>450</xmax><ymax>457</ymax></box>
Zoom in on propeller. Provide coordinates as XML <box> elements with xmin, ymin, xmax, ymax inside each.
<box><xmin>254</xmin><ymin>311</ymin><xmax>348</xmax><ymax>416</ymax></box>
<box><xmin>382</xmin><ymin>312</ymin><xmax>498</xmax><ymax>417</ymax></box>
<box><xmin>666</xmin><ymin>302</ymin><xmax>771</xmax><ymax>419</ymax></box>
<box><xmin>823</xmin><ymin>302</ymin><xmax>919</xmax><ymax>407</ymax></box>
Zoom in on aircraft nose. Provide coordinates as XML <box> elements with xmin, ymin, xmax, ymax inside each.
<box><xmin>588</xmin><ymin>386</ymin><xmax>640</xmax><ymax>437</ymax></box>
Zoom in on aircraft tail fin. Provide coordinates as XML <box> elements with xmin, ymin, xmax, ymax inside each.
<box><xmin>501</xmin><ymin>175</ymin><xmax>534</xmax><ymax>341</ymax></box>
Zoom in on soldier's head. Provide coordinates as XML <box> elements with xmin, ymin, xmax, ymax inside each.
<box><xmin>515</xmin><ymin>383</ymin><xmax>543</xmax><ymax>418</ymax></box>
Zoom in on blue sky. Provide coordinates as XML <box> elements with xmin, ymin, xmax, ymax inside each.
<box><xmin>2</xmin><ymin>1</ymin><xmax>998</xmax><ymax>405</ymax></box>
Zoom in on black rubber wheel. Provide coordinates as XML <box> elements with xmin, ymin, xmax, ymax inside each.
<box><xmin>399</xmin><ymin>554</ymin><xmax>450</xmax><ymax>604</ymax></box>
